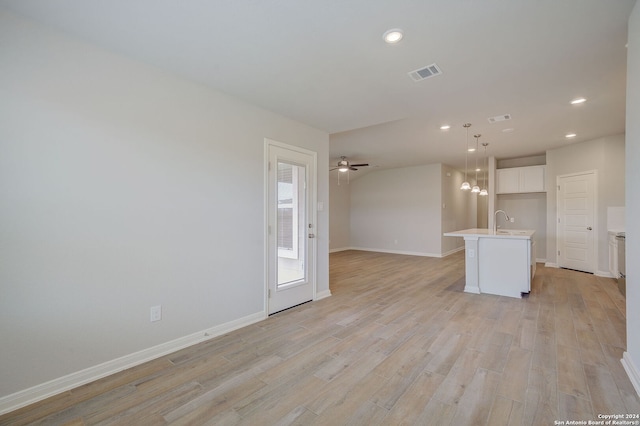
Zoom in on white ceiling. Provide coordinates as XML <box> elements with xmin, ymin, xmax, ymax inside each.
<box><xmin>1</xmin><ymin>0</ymin><xmax>635</xmax><ymax>174</ymax></box>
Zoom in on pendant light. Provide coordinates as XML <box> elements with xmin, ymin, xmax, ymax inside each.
<box><xmin>479</xmin><ymin>142</ymin><xmax>488</xmax><ymax>196</ymax></box>
<box><xmin>471</xmin><ymin>134</ymin><xmax>481</xmax><ymax>193</ymax></box>
<box><xmin>460</xmin><ymin>123</ymin><xmax>471</xmax><ymax>190</ymax></box>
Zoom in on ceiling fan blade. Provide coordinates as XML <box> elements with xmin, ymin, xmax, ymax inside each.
<box><xmin>350</xmin><ymin>163</ymin><xmax>369</xmax><ymax>167</ymax></box>
<box><xmin>329</xmin><ymin>167</ymin><xmax>339</xmax><ymax>171</ymax></box>
<box><xmin>349</xmin><ymin>167</ymin><xmax>358</xmax><ymax>171</ymax></box>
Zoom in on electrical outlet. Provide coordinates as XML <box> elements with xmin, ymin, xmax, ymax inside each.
<box><xmin>150</xmin><ymin>305</ymin><xmax>162</xmax><ymax>322</ymax></box>
<box><xmin>510</xmin><ymin>217</ymin><xmax>515</xmax><ymax>223</ymax></box>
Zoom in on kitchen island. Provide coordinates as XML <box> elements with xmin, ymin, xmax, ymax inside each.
<box><xmin>443</xmin><ymin>228</ymin><xmax>536</xmax><ymax>298</ymax></box>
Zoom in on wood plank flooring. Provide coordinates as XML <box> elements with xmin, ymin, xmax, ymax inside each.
<box><xmin>2</xmin><ymin>250</ymin><xmax>639</xmax><ymax>425</ymax></box>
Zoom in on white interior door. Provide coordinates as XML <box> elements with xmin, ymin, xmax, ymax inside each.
<box><xmin>266</xmin><ymin>140</ymin><xmax>316</xmax><ymax>314</ymax></box>
<box><xmin>557</xmin><ymin>172</ymin><xmax>596</xmax><ymax>273</ymax></box>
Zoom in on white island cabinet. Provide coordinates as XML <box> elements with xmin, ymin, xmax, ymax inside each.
<box><xmin>443</xmin><ymin>228</ymin><xmax>536</xmax><ymax>299</ymax></box>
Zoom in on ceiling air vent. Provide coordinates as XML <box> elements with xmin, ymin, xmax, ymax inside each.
<box><xmin>408</xmin><ymin>63</ymin><xmax>442</xmax><ymax>82</ymax></box>
<box><xmin>488</xmin><ymin>114</ymin><xmax>512</xmax><ymax>124</ymax></box>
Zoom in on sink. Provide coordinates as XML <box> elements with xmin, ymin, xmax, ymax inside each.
<box><xmin>496</xmin><ymin>230</ymin><xmax>528</xmax><ymax>235</ymax></box>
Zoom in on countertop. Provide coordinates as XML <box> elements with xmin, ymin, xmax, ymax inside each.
<box><xmin>443</xmin><ymin>228</ymin><xmax>536</xmax><ymax>239</ymax></box>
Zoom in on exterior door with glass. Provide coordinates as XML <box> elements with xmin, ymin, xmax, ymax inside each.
<box><xmin>266</xmin><ymin>140</ymin><xmax>316</xmax><ymax>314</ymax></box>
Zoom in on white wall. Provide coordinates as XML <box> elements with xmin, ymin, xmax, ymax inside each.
<box><xmin>497</xmin><ymin>155</ymin><xmax>546</xmax><ymax>168</ymax></box>
<box><xmin>477</xmin><ymin>191</ymin><xmax>488</xmax><ymax>229</ymax></box>
<box><xmin>349</xmin><ymin>164</ymin><xmax>443</xmax><ymax>256</ymax></box>
<box><xmin>0</xmin><ymin>10</ymin><xmax>329</xmax><ymax>400</ymax></box>
<box><xmin>545</xmin><ymin>134</ymin><xmax>626</xmax><ymax>274</ymax></box>
<box><xmin>497</xmin><ymin>193</ymin><xmax>547</xmax><ymax>260</ymax></box>
<box><xmin>624</xmin><ymin>0</ymin><xmax>640</xmax><ymax>396</ymax></box>
<box><xmin>495</xmin><ymin>155</ymin><xmax>547</xmax><ymax>260</ymax></box>
<box><xmin>441</xmin><ymin>165</ymin><xmax>470</xmax><ymax>255</ymax></box>
<box><xmin>329</xmin><ymin>176</ymin><xmax>350</xmax><ymax>251</ymax></box>
<box><xmin>329</xmin><ymin>163</ymin><xmax>472</xmax><ymax>256</ymax></box>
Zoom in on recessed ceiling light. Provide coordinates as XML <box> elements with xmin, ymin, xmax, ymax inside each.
<box><xmin>383</xmin><ymin>29</ymin><xmax>404</xmax><ymax>44</ymax></box>
<box><xmin>502</xmin><ymin>128</ymin><xmax>514</xmax><ymax>133</ymax></box>
<box><xmin>571</xmin><ymin>98</ymin><xmax>587</xmax><ymax>105</ymax></box>
<box><xmin>476</xmin><ymin>168</ymin><xmax>481</xmax><ymax>172</ymax></box>
<box><xmin>440</xmin><ymin>125</ymin><xmax>451</xmax><ymax>130</ymax></box>
<box><xmin>565</xmin><ymin>133</ymin><xmax>577</xmax><ymax>139</ymax></box>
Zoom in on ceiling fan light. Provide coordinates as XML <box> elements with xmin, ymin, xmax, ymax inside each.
<box><xmin>338</xmin><ymin>166</ymin><xmax>349</xmax><ymax>172</ymax></box>
<box><xmin>471</xmin><ymin>185</ymin><xmax>480</xmax><ymax>193</ymax></box>
<box><xmin>460</xmin><ymin>181</ymin><xmax>471</xmax><ymax>190</ymax></box>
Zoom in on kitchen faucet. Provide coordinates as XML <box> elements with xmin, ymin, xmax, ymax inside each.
<box><xmin>494</xmin><ymin>210</ymin><xmax>510</xmax><ymax>234</ymax></box>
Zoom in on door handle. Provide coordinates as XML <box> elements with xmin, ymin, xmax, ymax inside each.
<box><xmin>587</xmin><ymin>227</ymin><xmax>592</xmax><ymax>230</ymax></box>
<box><xmin>308</xmin><ymin>233</ymin><xmax>315</xmax><ymax>239</ymax></box>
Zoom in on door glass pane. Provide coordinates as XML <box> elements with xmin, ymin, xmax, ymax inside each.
<box><xmin>277</xmin><ymin>161</ymin><xmax>306</xmax><ymax>287</ymax></box>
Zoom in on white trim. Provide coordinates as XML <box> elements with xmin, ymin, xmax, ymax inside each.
<box><xmin>535</xmin><ymin>258</ymin><xmax>547</xmax><ymax>264</ymax></box>
<box><xmin>314</xmin><ymin>289</ymin><xmax>332</xmax><ymax>300</ymax></box>
<box><xmin>264</xmin><ymin>138</ymin><xmax>318</xmax><ymax>314</ymax></box>
<box><xmin>464</xmin><ymin>285</ymin><xmax>481</xmax><ymax>294</ymax></box>
<box><xmin>263</xmin><ymin>141</ymin><xmax>270</xmax><ymax>314</ymax></box>
<box><xmin>348</xmin><ymin>246</ymin><xmax>443</xmax><ymax>258</ymax></box>
<box><xmin>595</xmin><ymin>270</ymin><xmax>615</xmax><ymax>278</ymax></box>
<box><xmin>0</xmin><ymin>311</ymin><xmax>265</xmax><ymax>416</ymax></box>
<box><xmin>330</xmin><ymin>246</ymin><xmax>462</xmax><ymax>258</ymax></box>
<box><xmin>622</xmin><ymin>352</ymin><xmax>640</xmax><ymax>398</ymax></box>
<box><xmin>329</xmin><ymin>247</ymin><xmax>351</xmax><ymax>253</ymax></box>
<box><xmin>441</xmin><ymin>246</ymin><xmax>465</xmax><ymax>257</ymax></box>
<box><xmin>543</xmin><ymin>263</ymin><xmax>610</xmax><ymax>276</ymax></box>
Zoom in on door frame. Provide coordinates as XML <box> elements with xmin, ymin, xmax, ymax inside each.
<box><xmin>264</xmin><ymin>138</ymin><xmax>317</xmax><ymax>315</ymax></box>
<box><xmin>555</xmin><ymin>170</ymin><xmax>598</xmax><ymax>272</ymax></box>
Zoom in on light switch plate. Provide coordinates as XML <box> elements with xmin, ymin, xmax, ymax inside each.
<box><xmin>150</xmin><ymin>305</ymin><xmax>162</xmax><ymax>322</ymax></box>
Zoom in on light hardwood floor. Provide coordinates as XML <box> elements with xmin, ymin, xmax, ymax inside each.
<box><xmin>2</xmin><ymin>250</ymin><xmax>639</xmax><ymax>425</ymax></box>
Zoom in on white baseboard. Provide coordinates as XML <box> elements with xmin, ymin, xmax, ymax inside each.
<box><xmin>315</xmin><ymin>289</ymin><xmax>332</xmax><ymax>300</ymax></box>
<box><xmin>622</xmin><ymin>351</ymin><xmax>640</xmax><ymax>398</ymax></box>
<box><xmin>329</xmin><ymin>247</ymin><xmax>350</xmax><ymax>253</ymax></box>
<box><xmin>535</xmin><ymin>258</ymin><xmax>547</xmax><ymax>264</ymax></box>
<box><xmin>348</xmin><ymin>246</ymin><xmax>442</xmax><ymax>258</ymax></box>
<box><xmin>543</xmin><ymin>262</ymin><xmax>612</xmax><ymax>277</ymax></box>
<box><xmin>464</xmin><ymin>285</ymin><xmax>481</xmax><ymax>294</ymax></box>
<box><xmin>0</xmin><ymin>311</ymin><xmax>266</xmax><ymax>416</ymax></box>
<box><xmin>441</xmin><ymin>246</ymin><xmax>465</xmax><ymax>257</ymax></box>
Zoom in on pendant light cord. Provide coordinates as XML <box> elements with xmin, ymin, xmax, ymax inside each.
<box><xmin>484</xmin><ymin>144</ymin><xmax>487</xmax><ymax>189</ymax></box>
<box><xmin>475</xmin><ymin>135</ymin><xmax>479</xmax><ymax>183</ymax></box>
<box><xmin>464</xmin><ymin>125</ymin><xmax>469</xmax><ymax>182</ymax></box>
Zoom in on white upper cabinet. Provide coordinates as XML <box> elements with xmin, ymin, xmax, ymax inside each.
<box><xmin>496</xmin><ymin>165</ymin><xmax>546</xmax><ymax>194</ymax></box>
<box><xmin>496</xmin><ymin>168</ymin><xmax>520</xmax><ymax>194</ymax></box>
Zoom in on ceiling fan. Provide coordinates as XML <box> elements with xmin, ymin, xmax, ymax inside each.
<box><xmin>330</xmin><ymin>156</ymin><xmax>369</xmax><ymax>172</ymax></box>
